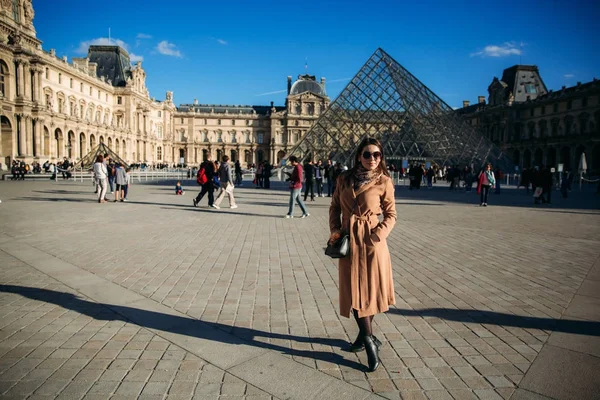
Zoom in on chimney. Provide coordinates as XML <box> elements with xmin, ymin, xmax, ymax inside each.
<box><xmin>287</xmin><ymin>76</ymin><xmax>292</xmax><ymax>95</ymax></box>
<box><xmin>577</xmin><ymin>81</ymin><xmax>581</xmax><ymax>86</ymax></box>
<box><xmin>321</xmin><ymin>77</ymin><xmax>326</xmax><ymax>91</ymax></box>
<box><xmin>193</xmin><ymin>99</ymin><xmax>198</xmax><ymax>105</ymax></box>
<box><xmin>270</xmin><ymin>101</ymin><xmax>274</xmax><ymax>108</ymax></box>
<box><xmin>478</xmin><ymin>96</ymin><xmax>485</xmax><ymax>104</ymax></box>
<box><xmin>462</xmin><ymin>100</ymin><xmax>470</xmax><ymax>108</ymax></box>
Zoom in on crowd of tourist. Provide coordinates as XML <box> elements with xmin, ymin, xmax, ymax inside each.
<box><xmin>6</xmin><ymin>158</ymin><xmax>74</xmax><ymax>180</ymax></box>
<box><xmin>92</xmin><ymin>154</ymin><xmax>131</xmax><ymax>203</ymax></box>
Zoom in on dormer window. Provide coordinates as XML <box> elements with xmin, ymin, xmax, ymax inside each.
<box><xmin>525</xmin><ymin>84</ymin><xmax>537</xmax><ymax>94</ymax></box>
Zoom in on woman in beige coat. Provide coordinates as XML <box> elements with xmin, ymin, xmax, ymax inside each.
<box><xmin>329</xmin><ymin>137</ymin><xmax>397</xmax><ymax>372</ymax></box>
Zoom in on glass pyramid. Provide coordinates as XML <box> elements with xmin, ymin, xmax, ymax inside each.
<box><xmin>74</xmin><ymin>143</ymin><xmax>129</xmax><ymax>170</ymax></box>
<box><xmin>288</xmin><ymin>48</ymin><xmax>514</xmax><ymax>171</ymax></box>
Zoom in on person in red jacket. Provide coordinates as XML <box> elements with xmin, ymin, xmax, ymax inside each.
<box><xmin>285</xmin><ymin>156</ymin><xmax>309</xmax><ymax>218</ymax></box>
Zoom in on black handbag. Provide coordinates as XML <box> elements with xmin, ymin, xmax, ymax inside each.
<box><xmin>325</xmin><ymin>234</ymin><xmax>349</xmax><ymax>258</ymax></box>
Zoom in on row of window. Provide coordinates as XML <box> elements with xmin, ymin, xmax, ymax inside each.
<box><xmin>178</xmin><ymin>118</ymin><xmax>265</xmax><ymax>126</ymax></box>
<box><xmin>486</xmin><ymin>113</ymin><xmax>599</xmax><ymax>142</ymax></box>
<box><xmin>517</xmin><ymin>97</ymin><xmax>590</xmax><ymax>118</ymax></box>
<box><xmin>47</xmin><ymin>68</ymin><xmax>112</xmax><ymax>103</ymax></box>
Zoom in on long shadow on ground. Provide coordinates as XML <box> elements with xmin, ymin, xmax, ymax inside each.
<box><xmin>387</xmin><ymin>307</ymin><xmax>600</xmax><ymax>336</ymax></box>
<box><xmin>2</xmin><ymin>285</ymin><xmax>598</xmax><ymax>378</ymax></box>
<box><xmin>0</xmin><ymin>285</ymin><xmax>362</xmax><ymax>370</ymax></box>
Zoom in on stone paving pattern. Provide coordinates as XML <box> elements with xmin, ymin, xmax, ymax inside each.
<box><xmin>0</xmin><ymin>179</ymin><xmax>599</xmax><ymax>399</ymax></box>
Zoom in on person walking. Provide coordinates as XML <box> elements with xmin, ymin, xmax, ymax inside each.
<box><xmin>93</xmin><ymin>155</ymin><xmax>108</xmax><ymax>203</ymax></box>
<box><xmin>303</xmin><ymin>160</ymin><xmax>315</xmax><ymax>201</ymax></box>
<box><xmin>234</xmin><ymin>160</ymin><xmax>243</xmax><ymax>185</ymax></box>
<box><xmin>325</xmin><ymin>159</ymin><xmax>335</xmax><ymax>197</ymax></box>
<box><xmin>213</xmin><ymin>155</ymin><xmax>238</xmax><ymax>209</ymax></box>
<box><xmin>263</xmin><ymin>161</ymin><xmax>272</xmax><ymax>189</ymax></box>
<box><xmin>114</xmin><ymin>163</ymin><xmax>127</xmax><ymax>202</ymax></box>
<box><xmin>328</xmin><ymin>137</ymin><xmax>397</xmax><ymax>372</ymax></box>
<box><xmin>477</xmin><ymin>163</ymin><xmax>495</xmax><ymax>206</ymax></box>
<box><xmin>315</xmin><ymin>160</ymin><xmax>324</xmax><ymax>197</ymax></box>
<box><xmin>193</xmin><ymin>155</ymin><xmax>216</xmax><ymax>207</ymax></box>
<box><xmin>285</xmin><ymin>156</ymin><xmax>309</xmax><ymax>218</ymax></box>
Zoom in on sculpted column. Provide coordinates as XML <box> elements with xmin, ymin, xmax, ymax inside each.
<box><xmin>36</xmin><ymin>118</ymin><xmax>44</xmax><ymax>157</ymax></box>
<box><xmin>23</xmin><ymin>62</ymin><xmax>31</xmax><ymax>100</ymax></box>
<box><xmin>31</xmin><ymin>67</ymin><xmax>40</xmax><ymax>103</ymax></box>
<box><xmin>33</xmin><ymin>119</ymin><xmax>40</xmax><ymax>157</ymax></box>
<box><xmin>16</xmin><ymin>61</ymin><xmax>25</xmax><ymax>98</ymax></box>
<box><xmin>17</xmin><ymin>115</ymin><xmax>26</xmax><ymax>156</ymax></box>
<box><xmin>37</xmin><ymin>69</ymin><xmax>43</xmax><ymax>103</ymax></box>
<box><xmin>26</xmin><ymin>116</ymin><xmax>34</xmax><ymax>156</ymax></box>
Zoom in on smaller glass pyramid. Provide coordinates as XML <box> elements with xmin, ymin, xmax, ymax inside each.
<box><xmin>74</xmin><ymin>143</ymin><xmax>129</xmax><ymax>170</ymax></box>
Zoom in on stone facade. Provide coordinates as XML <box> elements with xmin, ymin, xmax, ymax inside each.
<box><xmin>172</xmin><ymin>74</ymin><xmax>329</xmax><ymax>166</ymax></box>
<box><xmin>458</xmin><ymin>65</ymin><xmax>600</xmax><ymax>173</ymax></box>
<box><xmin>0</xmin><ymin>2</ymin><xmax>329</xmax><ymax>169</ymax></box>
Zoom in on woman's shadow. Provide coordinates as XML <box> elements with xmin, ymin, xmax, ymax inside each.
<box><xmin>0</xmin><ymin>285</ymin><xmax>363</xmax><ymax>370</ymax></box>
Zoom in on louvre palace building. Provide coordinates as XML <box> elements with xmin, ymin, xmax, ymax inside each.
<box><xmin>457</xmin><ymin>65</ymin><xmax>600</xmax><ymax>173</ymax></box>
<box><xmin>1</xmin><ymin>2</ymin><xmax>598</xmax><ymax>173</ymax></box>
<box><xmin>0</xmin><ymin>1</ymin><xmax>329</xmax><ymax>169</ymax></box>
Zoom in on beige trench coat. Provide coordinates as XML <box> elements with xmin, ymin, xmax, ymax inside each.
<box><xmin>329</xmin><ymin>173</ymin><xmax>397</xmax><ymax>318</ymax></box>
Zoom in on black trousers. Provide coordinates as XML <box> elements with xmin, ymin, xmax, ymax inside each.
<box><xmin>304</xmin><ymin>180</ymin><xmax>314</xmax><ymax>200</ymax></box>
<box><xmin>480</xmin><ymin>184</ymin><xmax>490</xmax><ymax>203</ymax></box>
<box><xmin>315</xmin><ymin>178</ymin><xmax>323</xmax><ymax>196</ymax></box>
<box><xmin>196</xmin><ymin>182</ymin><xmax>214</xmax><ymax>205</ymax></box>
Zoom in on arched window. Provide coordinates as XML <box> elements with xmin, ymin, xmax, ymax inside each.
<box><xmin>0</xmin><ymin>61</ymin><xmax>8</xmax><ymax>97</ymax></box>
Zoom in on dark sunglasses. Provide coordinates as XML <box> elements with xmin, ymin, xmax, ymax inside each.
<box><xmin>362</xmin><ymin>151</ymin><xmax>382</xmax><ymax>160</ymax></box>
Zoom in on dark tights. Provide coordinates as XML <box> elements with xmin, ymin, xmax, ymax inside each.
<box><xmin>353</xmin><ymin>309</ymin><xmax>373</xmax><ymax>337</ymax></box>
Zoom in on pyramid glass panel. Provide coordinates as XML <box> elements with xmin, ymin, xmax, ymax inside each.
<box><xmin>288</xmin><ymin>48</ymin><xmax>514</xmax><ymax>171</ymax></box>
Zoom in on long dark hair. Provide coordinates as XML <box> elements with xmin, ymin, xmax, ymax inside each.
<box><xmin>344</xmin><ymin>137</ymin><xmax>390</xmax><ymax>185</ymax></box>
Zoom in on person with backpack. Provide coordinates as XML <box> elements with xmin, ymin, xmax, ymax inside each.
<box><xmin>193</xmin><ymin>154</ymin><xmax>216</xmax><ymax>207</ymax></box>
<box><xmin>285</xmin><ymin>156</ymin><xmax>309</xmax><ymax>218</ymax></box>
<box><xmin>477</xmin><ymin>163</ymin><xmax>496</xmax><ymax>206</ymax></box>
<box><xmin>213</xmin><ymin>155</ymin><xmax>238</xmax><ymax>209</ymax></box>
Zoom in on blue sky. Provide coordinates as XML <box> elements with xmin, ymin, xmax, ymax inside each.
<box><xmin>34</xmin><ymin>0</ymin><xmax>599</xmax><ymax>109</ymax></box>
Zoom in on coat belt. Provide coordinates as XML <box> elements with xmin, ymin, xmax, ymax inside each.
<box><xmin>348</xmin><ymin>211</ymin><xmax>376</xmax><ymax>310</ymax></box>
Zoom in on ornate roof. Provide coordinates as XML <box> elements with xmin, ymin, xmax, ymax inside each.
<box><xmin>290</xmin><ymin>74</ymin><xmax>326</xmax><ymax>97</ymax></box>
<box><xmin>87</xmin><ymin>46</ymin><xmax>132</xmax><ymax>87</ymax></box>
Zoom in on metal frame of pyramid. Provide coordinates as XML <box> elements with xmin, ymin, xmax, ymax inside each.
<box><xmin>74</xmin><ymin>143</ymin><xmax>129</xmax><ymax>170</ymax></box>
<box><xmin>288</xmin><ymin>48</ymin><xmax>514</xmax><ymax>171</ymax></box>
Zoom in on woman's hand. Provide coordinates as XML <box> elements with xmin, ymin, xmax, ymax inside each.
<box><xmin>328</xmin><ymin>230</ymin><xmax>342</xmax><ymax>244</ymax></box>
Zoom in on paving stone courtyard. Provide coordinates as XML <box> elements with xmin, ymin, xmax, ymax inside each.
<box><xmin>0</xmin><ymin>178</ymin><xmax>599</xmax><ymax>400</ymax></box>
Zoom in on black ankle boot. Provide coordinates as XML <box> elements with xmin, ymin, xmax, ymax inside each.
<box><xmin>349</xmin><ymin>334</ymin><xmax>382</xmax><ymax>352</ymax></box>
<box><xmin>363</xmin><ymin>335</ymin><xmax>380</xmax><ymax>372</ymax></box>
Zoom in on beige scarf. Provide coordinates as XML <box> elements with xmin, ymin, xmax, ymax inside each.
<box><xmin>353</xmin><ymin>165</ymin><xmax>381</xmax><ymax>189</ymax></box>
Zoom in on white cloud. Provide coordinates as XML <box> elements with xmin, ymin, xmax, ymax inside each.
<box><xmin>255</xmin><ymin>89</ymin><xmax>287</xmax><ymax>96</ymax></box>
<box><xmin>130</xmin><ymin>53</ymin><xmax>144</xmax><ymax>62</ymax></box>
<box><xmin>564</xmin><ymin>74</ymin><xmax>574</xmax><ymax>78</ymax></box>
<box><xmin>217</xmin><ymin>39</ymin><xmax>228</xmax><ymax>45</ymax></box>
<box><xmin>136</xmin><ymin>33</ymin><xmax>152</xmax><ymax>39</ymax></box>
<box><xmin>470</xmin><ymin>42</ymin><xmax>523</xmax><ymax>58</ymax></box>
<box><xmin>156</xmin><ymin>40</ymin><xmax>182</xmax><ymax>57</ymax></box>
<box><xmin>327</xmin><ymin>77</ymin><xmax>352</xmax><ymax>83</ymax></box>
<box><xmin>76</xmin><ymin>37</ymin><xmax>129</xmax><ymax>54</ymax></box>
